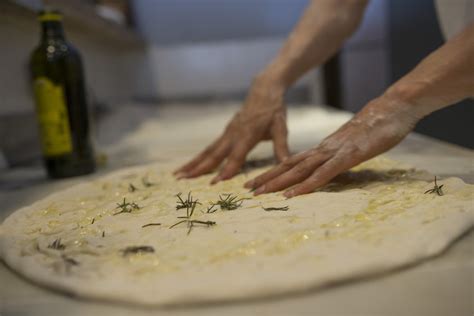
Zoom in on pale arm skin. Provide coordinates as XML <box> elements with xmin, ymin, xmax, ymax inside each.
<box><xmin>246</xmin><ymin>22</ymin><xmax>474</xmax><ymax>197</ymax></box>
<box><xmin>174</xmin><ymin>0</ymin><xmax>370</xmax><ymax>182</ymax></box>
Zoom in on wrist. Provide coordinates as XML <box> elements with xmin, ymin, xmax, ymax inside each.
<box><xmin>255</xmin><ymin>63</ymin><xmax>290</xmax><ymax>92</ymax></box>
<box><xmin>241</xmin><ymin>71</ymin><xmax>287</xmax><ymax>112</ymax></box>
<box><xmin>383</xmin><ymin>81</ymin><xmax>433</xmax><ymax>119</ymax></box>
<box><xmin>359</xmin><ymin>93</ymin><xmax>421</xmax><ymax>131</ymax></box>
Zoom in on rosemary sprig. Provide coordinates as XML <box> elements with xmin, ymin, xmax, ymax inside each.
<box><xmin>142</xmin><ymin>222</ymin><xmax>161</xmax><ymax>228</ymax></box>
<box><xmin>128</xmin><ymin>183</ymin><xmax>138</xmax><ymax>192</ymax></box>
<box><xmin>169</xmin><ymin>220</ymin><xmax>216</xmax><ymax>235</ymax></box>
<box><xmin>91</xmin><ymin>218</ymin><xmax>95</xmax><ymax>224</ymax></box>
<box><xmin>424</xmin><ymin>176</ymin><xmax>444</xmax><ymax>196</ymax></box>
<box><xmin>121</xmin><ymin>246</ymin><xmax>155</xmax><ymax>257</ymax></box>
<box><xmin>113</xmin><ymin>198</ymin><xmax>141</xmax><ymax>215</ymax></box>
<box><xmin>48</xmin><ymin>238</ymin><xmax>66</xmax><ymax>250</ymax></box>
<box><xmin>102</xmin><ymin>231</ymin><xmax>105</xmax><ymax>237</ymax></box>
<box><xmin>172</xmin><ymin>192</ymin><xmax>215</xmax><ymax>234</ymax></box>
<box><xmin>209</xmin><ymin>194</ymin><xmax>247</xmax><ymax>211</ymax></box>
<box><xmin>176</xmin><ymin>192</ymin><xmax>201</xmax><ymax>211</ymax></box>
<box><xmin>262</xmin><ymin>205</ymin><xmax>289</xmax><ymax>212</ymax></box>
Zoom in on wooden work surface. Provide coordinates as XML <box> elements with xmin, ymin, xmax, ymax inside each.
<box><xmin>0</xmin><ymin>103</ymin><xmax>472</xmax><ymax>315</ymax></box>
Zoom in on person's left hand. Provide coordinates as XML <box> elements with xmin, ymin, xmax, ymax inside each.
<box><xmin>174</xmin><ymin>75</ymin><xmax>290</xmax><ymax>183</ymax></box>
<box><xmin>244</xmin><ymin>94</ymin><xmax>421</xmax><ymax>198</ymax></box>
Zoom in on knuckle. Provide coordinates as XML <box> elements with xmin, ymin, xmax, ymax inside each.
<box><xmin>340</xmin><ymin>144</ymin><xmax>363</xmax><ymax>159</ymax></box>
<box><xmin>208</xmin><ymin>153</ymin><xmax>221</xmax><ymax>164</ymax></box>
<box><xmin>314</xmin><ymin>145</ymin><xmax>331</xmax><ymax>156</ymax></box>
<box><xmin>294</xmin><ymin>162</ymin><xmax>311</xmax><ymax>175</ymax></box>
<box><xmin>281</xmin><ymin>159</ymin><xmax>295</xmax><ymax>168</ymax></box>
<box><xmin>226</xmin><ymin>157</ymin><xmax>242</xmax><ymax>169</ymax></box>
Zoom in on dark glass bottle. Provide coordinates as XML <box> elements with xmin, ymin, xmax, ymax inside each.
<box><xmin>30</xmin><ymin>10</ymin><xmax>95</xmax><ymax>178</ymax></box>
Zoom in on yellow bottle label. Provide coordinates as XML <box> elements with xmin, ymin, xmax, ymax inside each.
<box><xmin>33</xmin><ymin>77</ymin><xmax>73</xmax><ymax>156</ymax></box>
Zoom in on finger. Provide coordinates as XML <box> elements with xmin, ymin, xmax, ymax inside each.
<box><xmin>183</xmin><ymin>138</ymin><xmax>232</xmax><ymax>178</ymax></box>
<box><xmin>253</xmin><ymin>153</ymin><xmax>328</xmax><ymax>195</ymax></box>
<box><xmin>243</xmin><ymin>150</ymin><xmax>312</xmax><ymax>189</ymax></box>
<box><xmin>271</xmin><ymin>113</ymin><xmax>290</xmax><ymax>162</ymax></box>
<box><xmin>284</xmin><ymin>155</ymin><xmax>352</xmax><ymax>198</ymax></box>
<box><xmin>174</xmin><ymin>135</ymin><xmax>225</xmax><ymax>176</ymax></box>
<box><xmin>211</xmin><ymin>138</ymin><xmax>256</xmax><ymax>184</ymax></box>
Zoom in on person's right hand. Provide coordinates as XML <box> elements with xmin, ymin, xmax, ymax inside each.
<box><xmin>244</xmin><ymin>93</ymin><xmax>421</xmax><ymax>198</ymax></box>
<box><xmin>174</xmin><ymin>76</ymin><xmax>290</xmax><ymax>184</ymax></box>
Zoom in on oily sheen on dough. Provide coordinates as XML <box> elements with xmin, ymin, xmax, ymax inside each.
<box><xmin>0</xmin><ymin>158</ymin><xmax>472</xmax><ymax>306</ymax></box>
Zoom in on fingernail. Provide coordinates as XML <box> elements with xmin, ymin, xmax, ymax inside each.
<box><xmin>176</xmin><ymin>172</ymin><xmax>187</xmax><ymax>179</ymax></box>
<box><xmin>211</xmin><ymin>176</ymin><xmax>221</xmax><ymax>185</ymax></box>
<box><xmin>284</xmin><ymin>189</ymin><xmax>294</xmax><ymax>198</ymax></box>
<box><xmin>254</xmin><ymin>185</ymin><xmax>265</xmax><ymax>195</ymax></box>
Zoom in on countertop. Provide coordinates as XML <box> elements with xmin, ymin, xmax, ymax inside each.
<box><xmin>0</xmin><ymin>103</ymin><xmax>473</xmax><ymax>316</ymax></box>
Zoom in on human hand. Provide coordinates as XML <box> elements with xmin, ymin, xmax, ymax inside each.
<box><xmin>174</xmin><ymin>76</ymin><xmax>290</xmax><ymax>184</ymax></box>
<box><xmin>244</xmin><ymin>95</ymin><xmax>421</xmax><ymax>198</ymax></box>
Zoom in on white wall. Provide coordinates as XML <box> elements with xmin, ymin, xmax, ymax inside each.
<box><xmin>148</xmin><ymin>38</ymin><xmax>319</xmax><ymax>99</ymax></box>
<box><xmin>132</xmin><ymin>0</ymin><xmax>322</xmax><ymax>102</ymax></box>
<box><xmin>132</xmin><ymin>0</ymin><xmax>390</xmax><ymax>107</ymax></box>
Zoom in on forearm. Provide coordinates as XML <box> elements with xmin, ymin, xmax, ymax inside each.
<box><xmin>259</xmin><ymin>0</ymin><xmax>369</xmax><ymax>88</ymax></box>
<box><xmin>384</xmin><ymin>23</ymin><xmax>474</xmax><ymax>118</ymax></box>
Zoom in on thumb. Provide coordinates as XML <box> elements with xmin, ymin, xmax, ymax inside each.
<box><xmin>271</xmin><ymin>112</ymin><xmax>290</xmax><ymax>162</ymax></box>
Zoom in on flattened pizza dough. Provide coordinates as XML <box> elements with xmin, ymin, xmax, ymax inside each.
<box><xmin>0</xmin><ymin>158</ymin><xmax>472</xmax><ymax>306</ymax></box>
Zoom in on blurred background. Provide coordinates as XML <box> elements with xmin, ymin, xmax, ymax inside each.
<box><xmin>0</xmin><ymin>0</ymin><xmax>472</xmax><ymax>170</ymax></box>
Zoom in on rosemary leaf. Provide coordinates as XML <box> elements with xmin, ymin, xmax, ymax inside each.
<box><xmin>262</xmin><ymin>206</ymin><xmax>289</xmax><ymax>212</ymax></box>
<box><xmin>61</xmin><ymin>254</ymin><xmax>79</xmax><ymax>267</ymax></box>
<box><xmin>48</xmin><ymin>238</ymin><xmax>66</xmax><ymax>250</ymax></box>
<box><xmin>128</xmin><ymin>183</ymin><xmax>138</xmax><ymax>192</ymax></box>
<box><xmin>169</xmin><ymin>219</ymin><xmax>216</xmax><ymax>235</ymax></box>
<box><xmin>121</xmin><ymin>246</ymin><xmax>155</xmax><ymax>257</ymax></box>
<box><xmin>142</xmin><ymin>222</ymin><xmax>161</xmax><ymax>228</ymax></box>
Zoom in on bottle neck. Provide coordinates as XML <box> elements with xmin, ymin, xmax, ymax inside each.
<box><xmin>41</xmin><ymin>21</ymin><xmax>66</xmax><ymax>42</ymax></box>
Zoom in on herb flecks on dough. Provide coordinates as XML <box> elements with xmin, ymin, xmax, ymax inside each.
<box><xmin>113</xmin><ymin>198</ymin><xmax>141</xmax><ymax>215</ymax></box>
<box><xmin>121</xmin><ymin>246</ymin><xmax>155</xmax><ymax>257</ymax></box>
<box><xmin>141</xmin><ymin>176</ymin><xmax>155</xmax><ymax>188</ymax></box>
<box><xmin>59</xmin><ymin>254</ymin><xmax>79</xmax><ymax>274</ymax></box>
<box><xmin>61</xmin><ymin>254</ymin><xmax>79</xmax><ymax>267</ymax></box>
<box><xmin>128</xmin><ymin>183</ymin><xmax>138</xmax><ymax>192</ymax></box>
<box><xmin>262</xmin><ymin>206</ymin><xmax>289</xmax><ymax>212</ymax></box>
<box><xmin>169</xmin><ymin>220</ymin><xmax>216</xmax><ymax>235</ymax></box>
<box><xmin>142</xmin><ymin>223</ymin><xmax>161</xmax><ymax>228</ymax></box>
<box><xmin>48</xmin><ymin>238</ymin><xmax>66</xmax><ymax>250</ymax></box>
<box><xmin>208</xmin><ymin>194</ymin><xmax>247</xmax><ymax>212</ymax></box>
<box><xmin>424</xmin><ymin>176</ymin><xmax>444</xmax><ymax>196</ymax></box>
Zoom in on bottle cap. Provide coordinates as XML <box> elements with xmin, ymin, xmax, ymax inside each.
<box><xmin>38</xmin><ymin>9</ymin><xmax>62</xmax><ymax>22</ymax></box>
